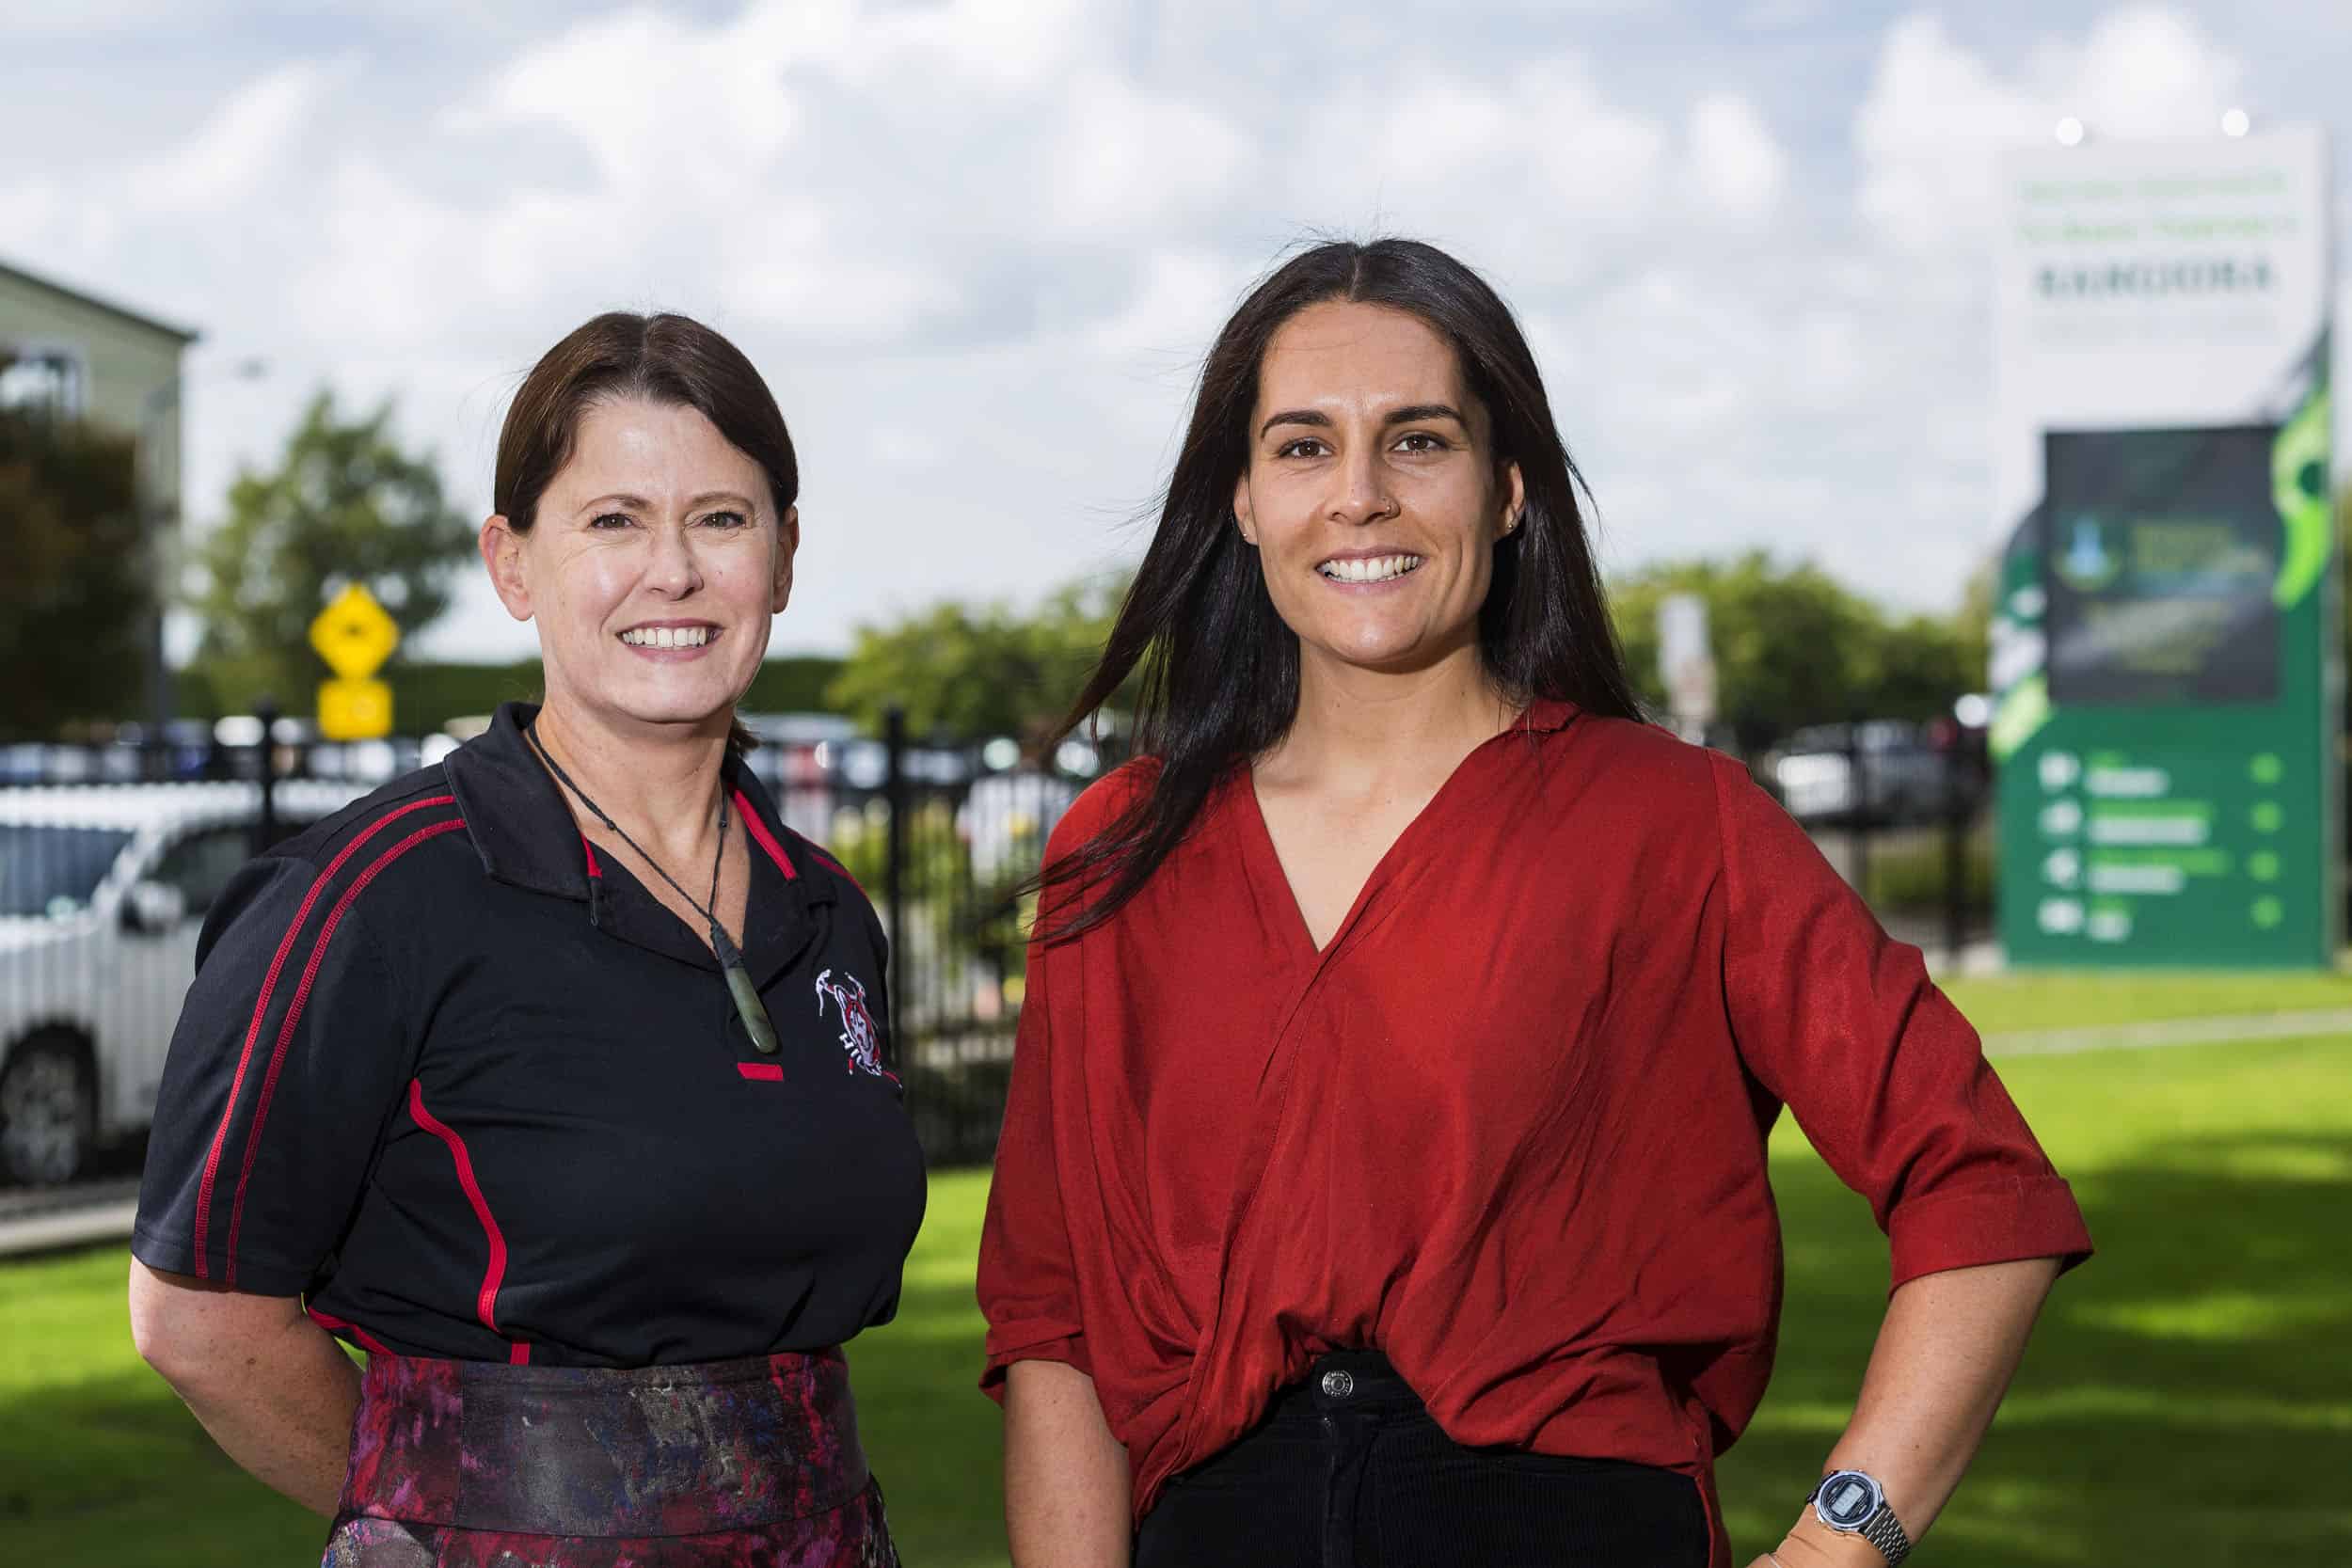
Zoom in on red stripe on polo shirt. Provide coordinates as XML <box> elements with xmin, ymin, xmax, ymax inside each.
<box><xmin>225</xmin><ymin>815</ymin><xmax>467</xmax><ymax>1285</ymax></box>
<box><xmin>733</xmin><ymin>789</ymin><xmax>796</xmax><ymax>879</ymax></box>
<box><xmin>580</xmin><ymin>833</ymin><xmax>602</xmax><ymax>878</ymax></box>
<box><xmin>307</xmin><ymin>1307</ymin><xmax>391</xmax><ymax>1355</ymax></box>
<box><xmin>193</xmin><ymin>794</ymin><xmax>457</xmax><ymax>1279</ymax></box>
<box><xmin>805</xmin><ymin>847</ymin><xmax>869</xmax><ymax>900</ymax></box>
<box><xmin>406</xmin><ymin>1080</ymin><xmax>513</xmax><ymax>1340</ymax></box>
<box><xmin>737</xmin><ymin>1062</ymin><xmax>785</xmax><ymax>1082</ymax></box>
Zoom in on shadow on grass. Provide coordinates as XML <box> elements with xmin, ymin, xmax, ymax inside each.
<box><xmin>0</xmin><ymin>1271</ymin><xmax>1013</xmax><ymax>1568</ymax></box>
<box><xmin>1717</xmin><ymin>1132</ymin><xmax>2352</xmax><ymax>1563</ymax></box>
<box><xmin>8</xmin><ymin>1135</ymin><xmax>2346</xmax><ymax>1567</ymax></box>
<box><xmin>0</xmin><ymin>1364</ymin><xmax>330</xmax><ymax>1565</ymax></box>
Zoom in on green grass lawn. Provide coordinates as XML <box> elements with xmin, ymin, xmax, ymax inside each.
<box><xmin>1947</xmin><ymin>968</ymin><xmax>2352</xmax><ymax>1035</ymax></box>
<box><xmin>5</xmin><ymin>974</ymin><xmax>2348</xmax><ymax>1563</ymax></box>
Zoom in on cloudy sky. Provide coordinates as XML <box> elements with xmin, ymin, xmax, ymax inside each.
<box><xmin>5</xmin><ymin>0</ymin><xmax>2346</xmax><ymax>660</ymax></box>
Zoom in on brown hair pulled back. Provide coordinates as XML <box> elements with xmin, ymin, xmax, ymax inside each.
<box><xmin>497</xmin><ymin>311</ymin><xmax>798</xmax><ymax>752</ymax></box>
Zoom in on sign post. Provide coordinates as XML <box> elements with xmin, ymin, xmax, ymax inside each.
<box><xmin>1987</xmin><ymin>126</ymin><xmax>2335</xmax><ymax>966</ymax></box>
<box><xmin>1657</xmin><ymin>594</ymin><xmax>1717</xmax><ymax>745</ymax></box>
<box><xmin>310</xmin><ymin>584</ymin><xmax>400</xmax><ymax>741</ymax></box>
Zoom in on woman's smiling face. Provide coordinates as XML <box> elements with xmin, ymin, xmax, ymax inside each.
<box><xmin>1234</xmin><ymin>300</ymin><xmax>1521</xmax><ymax>684</ymax></box>
<box><xmin>483</xmin><ymin>397</ymin><xmax>797</xmax><ymax>738</ymax></box>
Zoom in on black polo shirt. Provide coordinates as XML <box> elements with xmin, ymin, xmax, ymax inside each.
<box><xmin>133</xmin><ymin>703</ymin><xmax>928</xmax><ymax>1367</ymax></box>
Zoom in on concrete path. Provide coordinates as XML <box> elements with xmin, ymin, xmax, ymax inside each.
<box><xmin>0</xmin><ymin>1197</ymin><xmax>138</xmax><ymax>1259</ymax></box>
<box><xmin>1981</xmin><ymin>1007</ymin><xmax>2352</xmax><ymax>1058</ymax></box>
<box><xmin>0</xmin><ymin>1178</ymin><xmax>138</xmax><ymax>1259</ymax></box>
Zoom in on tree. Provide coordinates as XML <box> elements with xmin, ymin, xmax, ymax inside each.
<box><xmin>1609</xmin><ymin>552</ymin><xmax>1883</xmax><ymax>752</ymax></box>
<box><xmin>1858</xmin><ymin>610</ymin><xmax>1981</xmax><ymax>724</ymax></box>
<box><xmin>0</xmin><ymin>404</ymin><xmax>147</xmax><ymax>732</ymax></box>
<box><xmin>828</xmin><ymin>573</ymin><xmax>1131</xmax><ymax>739</ymax></box>
<box><xmin>1609</xmin><ymin>550</ymin><xmax>1988</xmax><ymax>753</ymax></box>
<box><xmin>186</xmin><ymin>391</ymin><xmax>474</xmax><ymax>711</ymax></box>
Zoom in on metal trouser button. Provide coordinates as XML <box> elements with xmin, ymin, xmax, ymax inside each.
<box><xmin>1320</xmin><ymin>1369</ymin><xmax>1356</xmax><ymax>1399</ymax></box>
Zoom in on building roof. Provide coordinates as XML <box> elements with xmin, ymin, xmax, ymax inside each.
<box><xmin>0</xmin><ymin>255</ymin><xmax>200</xmax><ymax>345</ymax></box>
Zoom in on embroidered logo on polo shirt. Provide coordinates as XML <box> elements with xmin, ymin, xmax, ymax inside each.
<box><xmin>815</xmin><ymin>968</ymin><xmax>897</xmax><ymax>1084</ymax></box>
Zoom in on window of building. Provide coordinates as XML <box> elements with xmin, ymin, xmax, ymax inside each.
<box><xmin>0</xmin><ymin>344</ymin><xmax>87</xmax><ymax>418</ymax></box>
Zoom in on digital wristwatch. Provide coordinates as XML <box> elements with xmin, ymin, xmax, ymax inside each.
<box><xmin>1807</xmin><ymin>1470</ymin><xmax>1912</xmax><ymax>1566</ymax></box>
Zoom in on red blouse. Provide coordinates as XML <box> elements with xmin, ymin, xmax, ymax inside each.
<box><xmin>977</xmin><ymin>702</ymin><xmax>2090</xmax><ymax>1559</ymax></box>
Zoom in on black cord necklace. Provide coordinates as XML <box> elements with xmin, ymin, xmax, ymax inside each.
<box><xmin>527</xmin><ymin>723</ymin><xmax>780</xmax><ymax>1054</ymax></box>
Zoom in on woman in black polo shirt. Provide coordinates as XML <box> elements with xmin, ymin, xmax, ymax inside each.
<box><xmin>129</xmin><ymin>312</ymin><xmax>925</xmax><ymax>1565</ymax></box>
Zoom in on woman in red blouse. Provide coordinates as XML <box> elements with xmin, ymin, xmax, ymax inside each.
<box><xmin>977</xmin><ymin>239</ymin><xmax>2091</xmax><ymax>1568</ymax></box>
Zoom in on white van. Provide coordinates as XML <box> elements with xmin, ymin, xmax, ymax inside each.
<box><xmin>0</xmin><ymin>781</ymin><xmax>360</xmax><ymax>1184</ymax></box>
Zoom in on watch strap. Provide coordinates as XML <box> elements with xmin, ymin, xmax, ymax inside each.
<box><xmin>1859</xmin><ymin>1501</ymin><xmax>1912</xmax><ymax>1567</ymax></box>
<box><xmin>1806</xmin><ymin>1472</ymin><xmax>1912</xmax><ymax>1567</ymax></box>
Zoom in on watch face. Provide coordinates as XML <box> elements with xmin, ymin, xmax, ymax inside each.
<box><xmin>1818</xmin><ymin>1472</ymin><xmax>1882</xmax><ymax>1529</ymax></box>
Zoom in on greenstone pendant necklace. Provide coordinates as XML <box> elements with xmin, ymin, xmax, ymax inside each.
<box><xmin>527</xmin><ymin>723</ymin><xmax>781</xmax><ymax>1054</ymax></box>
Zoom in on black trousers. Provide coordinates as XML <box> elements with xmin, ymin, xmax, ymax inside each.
<box><xmin>1134</xmin><ymin>1353</ymin><xmax>1710</xmax><ymax>1568</ymax></box>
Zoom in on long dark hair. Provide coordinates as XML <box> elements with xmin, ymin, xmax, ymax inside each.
<box><xmin>1038</xmin><ymin>238</ymin><xmax>1642</xmax><ymax>942</ymax></box>
<box><xmin>495</xmin><ymin>310</ymin><xmax>798</xmax><ymax>752</ymax></box>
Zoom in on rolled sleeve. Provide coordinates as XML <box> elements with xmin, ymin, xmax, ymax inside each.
<box><xmin>981</xmin><ymin>1331</ymin><xmax>1095</xmax><ymax>1397</ymax></box>
<box><xmin>1711</xmin><ymin>753</ymin><xmax>2092</xmax><ymax>1286</ymax></box>
<box><xmin>1887</xmin><ymin>1173</ymin><xmax>2093</xmax><ymax>1289</ymax></box>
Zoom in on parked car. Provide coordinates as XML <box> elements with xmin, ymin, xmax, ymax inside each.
<box><xmin>0</xmin><ymin>780</ymin><xmax>359</xmax><ymax>1184</ymax></box>
<box><xmin>1767</xmin><ymin>721</ymin><xmax>1968</xmax><ymax>825</ymax></box>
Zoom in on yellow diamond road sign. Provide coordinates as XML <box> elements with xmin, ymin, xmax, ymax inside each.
<box><xmin>310</xmin><ymin>584</ymin><xmax>400</xmax><ymax>680</ymax></box>
<box><xmin>318</xmin><ymin>678</ymin><xmax>394</xmax><ymax>740</ymax></box>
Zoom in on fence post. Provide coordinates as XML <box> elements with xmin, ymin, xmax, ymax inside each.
<box><xmin>1845</xmin><ymin>721</ymin><xmax>1869</xmax><ymax>899</ymax></box>
<box><xmin>1941</xmin><ymin>744</ymin><xmax>1970</xmax><ymax>966</ymax></box>
<box><xmin>253</xmin><ymin>700</ymin><xmax>280</xmax><ymax>858</ymax></box>
<box><xmin>883</xmin><ymin>705</ymin><xmax>907</xmax><ymax>978</ymax></box>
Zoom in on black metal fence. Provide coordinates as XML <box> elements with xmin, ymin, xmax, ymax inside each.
<box><xmin>2</xmin><ymin>709</ymin><xmax>1995</xmax><ymax>1188</ymax></box>
<box><xmin>0</xmin><ymin>710</ymin><xmax>1109</xmax><ymax>1184</ymax></box>
<box><xmin>806</xmin><ymin>711</ymin><xmax>1111</xmax><ymax>1166</ymax></box>
<box><xmin>1751</xmin><ymin>719</ymin><xmax>1995</xmax><ymax>965</ymax></box>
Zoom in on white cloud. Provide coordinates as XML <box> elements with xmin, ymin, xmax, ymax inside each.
<box><xmin>1084</xmin><ymin>247</ymin><xmax>1244</xmax><ymax>358</ymax></box>
<box><xmin>1855</xmin><ymin>8</ymin><xmax>2253</xmax><ymax>254</ymax></box>
<box><xmin>1521</xmin><ymin>67</ymin><xmax>1674</xmax><ymax>221</ymax></box>
<box><xmin>1043</xmin><ymin>70</ymin><xmax>1251</xmax><ymax>234</ymax></box>
<box><xmin>453</xmin><ymin>6</ymin><xmax>798</xmax><ymax>192</ymax></box>
<box><xmin>2033</xmin><ymin>8</ymin><xmax>2246</xmax><ymax>141</ymax></box>
<box><xmin>1284</xmin><ymin>57</ymin><xmax>1673</xmax><ymax>296</ymax></box>
<box><xmin>824</xmin><ymin>0</ymin><xmax>1090</xmax><ymax>92</ymax></box>
<box><xmin>716</xmin><ymin>231</ymin><xmax>967</xmax><ymax>346</ymax></box>
<box><xmin>1853</xmin><ymin>13</ymin><xmax>2046</xmax><ymax>252</ymax></box>
<box><xmin>3</xmin><ymin>0</ymin><xmax>2341</xmax><ymax>669</ymax></box>
<box><xmin>1685</xmin><ymin>93</ymin><xmax>1788</xmax><ymax>225</ymax></box>
<box><xmin>1739</xmin><ymin>0</ymin><xmax>1822</xmax><ymax>27</ymax></box>
<box><xmin>1782</xmin><ymin>309</ymin><xmax>1868</xmax><ymax>408</ymax></box>
<box><xmin>126</xmin><ymin>59</ymin><xmax>340</xmax><ymax>217</ymax></box>
<box><xmin>291</xmin><ymin>155</ymin><xmax>481</xmax><ymax>351</ymax></box>
<box><xmin>0</xmin><ymin>173</ymin><xmax>63</xmax><ymax>251</ymax></box>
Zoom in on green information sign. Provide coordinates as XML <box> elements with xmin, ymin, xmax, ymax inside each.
<box><xmin>1991</xmin><ymin>384</ymin><xmax>2337</xmax><ymax>965</ymax></box>
<box><xmin>1989</xmin><ymin>126</ymin><xmax>2336</xmax><ymax>968</ymax></box>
